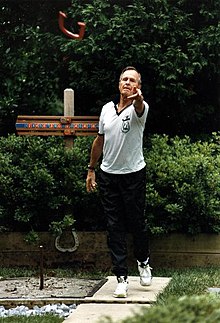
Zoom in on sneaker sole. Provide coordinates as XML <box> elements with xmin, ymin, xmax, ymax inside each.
<box><xmin>140</xmin><ymin>282</ymin><xmax>152</xmax><ymax>286</ymax></box>
<box><xmin>140</xmin><ymin>278</ymin><xmax>152</xmax><ymax>286</ymax></box>
<box><xmin>113</xmin><ymin>293</ymin><xmax>127</xmax><ymax>298</ymax></box>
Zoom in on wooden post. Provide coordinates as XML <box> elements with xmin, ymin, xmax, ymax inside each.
<box><xmin>64</xmin><ymin>88</ymin><xmax>74</xmax><ymax>148</ymax></box>
<box><xmin>64</xmin><ymin>88</ymin><xmax>74</xmax><ymax>116</ymax></box>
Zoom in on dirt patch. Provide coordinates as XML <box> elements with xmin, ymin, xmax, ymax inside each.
<box><xmin>0</xmin><ymin>277</ymin><xmax>106</xmax><ymax>298</ymax></box>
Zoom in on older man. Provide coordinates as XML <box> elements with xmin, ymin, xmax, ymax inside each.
<box><xmin>86</xmin><ymin>66</ymin><xmax>152</xmax><ymax>298</ymax></box>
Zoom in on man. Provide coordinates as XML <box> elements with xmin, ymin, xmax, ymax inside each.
<box><xmin>86</xmin><ymin>66</ymin><xmax>152</xmax><ymax>298</ymax></box>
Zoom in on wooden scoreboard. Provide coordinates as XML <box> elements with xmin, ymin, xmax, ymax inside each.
<box><xmin>15</xmin><ymin>89</ymin><xmax>99</xmax><ymax>147</ymax></box>
<box><xmin>16</xmin><ymin>115</ymin><xmax>99</xmax><ymax>137</ymax></box>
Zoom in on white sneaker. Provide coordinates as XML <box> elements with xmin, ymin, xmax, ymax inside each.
<box><xmin>113</xmin><ymin>276</ymin><xmax>128</xmax><ymax>298</ymax></box>
<box><xmin>137</xmin><ymin>261</ymin><xmax>152</xmax><ymax>286</ymax></box>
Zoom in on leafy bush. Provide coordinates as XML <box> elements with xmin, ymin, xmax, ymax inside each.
<box><xmin>0</xmin><ymin>133</ymin><xmax>219</xmax><ymax>235</ymax></box>
<box><xmin>100</xmin><ymin>294</ymin><xmax>220</xmax><ymax>323</ymax></box>
<box><xmin>0</xmin><ymin>135</ymin><xmax>103</xmax><ymax>233</ymax></box>
<box><xmin>145</xmin><ymin>133</ymin><xmax>220</xmax><ymax>235</ymax></box>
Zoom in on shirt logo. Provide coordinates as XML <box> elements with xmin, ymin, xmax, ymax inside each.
<box><xmin>121</xmin><ymin>116</ymin><xmax>130</xmax><ymax>133</ymax></box>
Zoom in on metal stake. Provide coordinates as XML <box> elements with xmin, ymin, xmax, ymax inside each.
<box><xmin>39</xmin><ymin>245</ymin><xmax>44</xmax><ymax>290</ymax></box>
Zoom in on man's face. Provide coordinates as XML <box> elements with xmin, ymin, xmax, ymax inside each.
<box><xmin>119</xmin><ymin>70</ymin><xmax>140</xmax><ymax>98</ymax></box>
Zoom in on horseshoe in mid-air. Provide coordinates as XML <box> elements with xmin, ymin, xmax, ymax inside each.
<box><xmin>58</xmin><ymin>11</ymin><xmax>86</xmax><ymax>40</ymax></box>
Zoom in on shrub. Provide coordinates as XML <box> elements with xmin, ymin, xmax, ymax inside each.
<box><xmin>0</xmin><ymin>133</ymin><xmax>219</xmax><ymax>235</ymax></box>
<box><xmin>145</xmin><ymin>133</ymin><xmax>220</xmax><ymax>235</ymax></box>
<box><xmin>100</xmin><ymin>294</ymin><xmax>220</xmax><ymax>323</ymax></box>
<box><xmin>0</xmin><ymin>135</ymin><xmax>103</xmax><ymax>233</ymax></box>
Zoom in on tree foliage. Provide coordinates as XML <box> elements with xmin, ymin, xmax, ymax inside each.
<box><xmin>61</xmin><ymin>0</ymin><xmax>220</xmax><ymax>133</ymax></box>
<box><xmin>0</xmin><ymin>1</ymin><xmax>70</xmax><ymax>134</ymax></box>
<box><xmin>0</xmin><ymin>0</ymin><xmax>219</xmax><ymax>135</ymax></box>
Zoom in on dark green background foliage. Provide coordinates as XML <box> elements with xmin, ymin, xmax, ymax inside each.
<box><xmin>0</xmin><ymin>134</ymin><xmax>219</xmax><ymax>235</ymax></box>
<box><xmin>1</xmin><ymin>0</ymin><xmax>219</xmax><ymax>135</ymax></box>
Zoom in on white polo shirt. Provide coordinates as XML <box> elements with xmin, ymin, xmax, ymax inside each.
<box><xmin>98</xmin><ymin>101</ymin><xmax>149</xmax><ymax>174</ymax></box>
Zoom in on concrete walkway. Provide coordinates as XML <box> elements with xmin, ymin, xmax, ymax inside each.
<box><xmin>64</xmin><ymin>276</ymin><xmax>171</xmax><ymax>322</ymax></box>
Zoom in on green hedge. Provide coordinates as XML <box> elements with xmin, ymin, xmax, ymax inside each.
<box><xmin>0</xmin><ymin>135</ymin><xmax>104</xmax><ymax>233</ymax></box>
<box><xmin>0</xmin><ymin>133</ymin><xmax>219</xmax><ymax>235</ymax></box>
<box><xmin>145</xmin><ymin>133</ymin><xmax>220</xmax><ymax>235</ymax></box>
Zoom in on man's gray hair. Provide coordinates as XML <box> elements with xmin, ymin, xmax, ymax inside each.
<box><xmin>119</xmin><ymin>66</ymin><xmax>142</xmax><ymax>85</ymax></box>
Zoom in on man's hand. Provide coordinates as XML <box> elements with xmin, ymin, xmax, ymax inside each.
<box><xmin>86</xmin><ymin>170</ymin><xmax>97</xmax><ymax>192</ymax></box>
<box><xmin>127</xmin><ymin>87</ymin><xmax>143</xmax><ymax>101</ymax></box>
<box><xmin>128</xmin><ymin>87</ymin><xmax>144</xmax><ymax>114</ymax></box>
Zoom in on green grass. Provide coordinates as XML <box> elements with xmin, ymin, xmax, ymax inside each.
<box><xmin>0</xmin><ymin>315</ymin><xmax>63</xmax><ymax>323</ymax></box>
<box><xmin>154</xmin><ymin>267</ymin><xmax>220</xmax><ymax>305</ymax></box>
<box><xmin>0</xmin><ymin>266</ymin><xmax>220</xmax><ymax>322</ymax></box>
<box><xmin>0</xmin><ymin>266</ymin><xmax>107</xmax><ymax>279</ymax></box>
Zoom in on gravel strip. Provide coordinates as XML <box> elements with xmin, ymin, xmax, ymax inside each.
<box><xmin>0</xmin><ymin>303</ymin><xmax>76</xmax><ymax>318</ymax></box>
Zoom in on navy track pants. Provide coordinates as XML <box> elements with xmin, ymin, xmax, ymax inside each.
<box><xmin>98</xmin><ymin>167</ymin><xmax>150</xmax><ymax>277</ymax></box>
